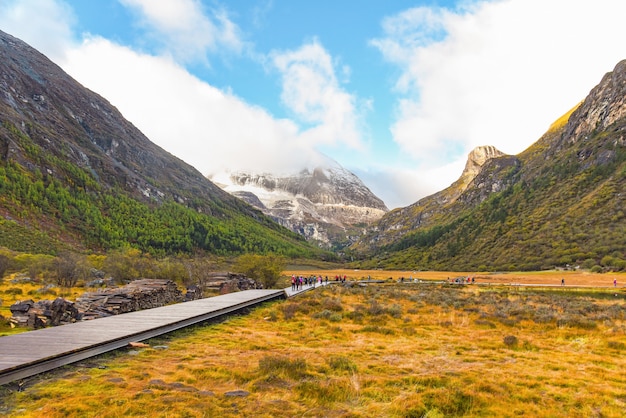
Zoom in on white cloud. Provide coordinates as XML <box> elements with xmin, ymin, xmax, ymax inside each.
<box><xmin>61</xmin><ymin>36</ymin><xmax>321</xmax><ymax>175</ymax></box>
<box><xmin>271</xmin><ymin>40</ymin><xmax>365</xmax><ymax>151</ymax></box>
<box><xmin>120</xmin><ymin>0</ymin><xmax>243</xmax><ymax>62</ymax></box>
<box><xmin>372</xmin><ymin>0</ymin><xmax>626</xmax><ymax>181</ymax></box>
<box><xmin>61</xmin><ymin>37</ymin><xmax>366</xmax><ymax>178</ymax></box>
<box><xmin>0</xmin><ymin>0</ymin><xmax>74</xmax><ymax>62</ymax></box>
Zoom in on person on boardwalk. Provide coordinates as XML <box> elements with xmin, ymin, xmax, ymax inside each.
<box><xmin>561</xmin><ymin>278</ymin><xmax>565</xmax><ymax>286</ymax></box>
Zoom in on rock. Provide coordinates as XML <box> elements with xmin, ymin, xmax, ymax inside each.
<box><xmin>184</xmin><ymin>285</ymin><xmax>202</xmax><ymax>301</ymax></box>
<box><xmin>9</xmin><ymin>299</ymin><xmax>34</xmax><ymax>314</ymax></box>
<box><xmin>147</xmin><ymin>379</ymin><xmax>167</xmax><ymax>387</ymax></box>
<box><xmin>128</xmin><ymin>342</ymin><xmax>150</xmax><ymax>348</ymax></box>
<box><xmin>224</xmin><ymin>390</ymin><xmax>250</xmax><ymax>397</ymax></box>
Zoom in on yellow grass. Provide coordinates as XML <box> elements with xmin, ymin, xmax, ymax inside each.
<box><xmin>2</xmin><ymin>283</ymin><xmax>625</xmax><ymax>417</ymax></box>
<box><xmin>547</xmin><ymin>101</ymin><xmax>583</xmax><ymax>133</ymax></box>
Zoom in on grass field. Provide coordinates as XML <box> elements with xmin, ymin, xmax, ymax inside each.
<box><xmin>285</xmin><ymin>268</ymin><xmax>626</xmax><ymax>287</ymax></box>
<box><xmin>1</xmin><ymin>278</ymin><xmax>625</xmax><ymax>417</ymax></box>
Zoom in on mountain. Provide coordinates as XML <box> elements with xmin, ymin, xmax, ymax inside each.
<box><xmin>0</xmin><ymin>30</ymin><xmax>324</xmax><ymax>258</ymax></box>
<box><xmin>353</xmin><ymin>145</ymin><xmax>517</xmax><ymax>250</ymax></box>
<box><xmin>352</xmin><ymin>59</ymin><xmax>626</xmax><ymax>272</ymax></box>
<box><xmin>210</xmin><ymin>159</ymin><xmax>388</xmax><ymax>249</ymax></box>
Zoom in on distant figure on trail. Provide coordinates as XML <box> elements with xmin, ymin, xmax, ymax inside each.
<box><xmin>561</xmin><ymin>278</ymin><xmax>565</xmax><ymax>286</ymax></box>
<box><xmin>614</xmin><ymin>278</ymin><xmax>617</xmax><ymax>287</ymax></box>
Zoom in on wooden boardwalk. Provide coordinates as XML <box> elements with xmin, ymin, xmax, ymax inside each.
<box><xmin>0</xmin><ymin>289</ymin><xmax>286</xmax><ymax>385</ymax></box>
<box><xmin>0</xmin><ymin>280</ymin><xmax>334</xmax><ymax>386</ymax></box>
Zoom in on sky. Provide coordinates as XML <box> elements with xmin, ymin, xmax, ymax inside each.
<box><xmin>1</xmin><ymin>0</ymin><xmax>625</xmax><ymax>209</ymax></box>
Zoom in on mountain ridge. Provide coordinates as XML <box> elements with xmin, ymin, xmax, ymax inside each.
<box><xmin>351</xmin><ymin>59</ymin><xmax>626</xmax><ymax>271</ymax></box>
<box><xmin>0</xmin><ymin>29</ymin><xmax>323</xmax><ymax>258</ymax></box>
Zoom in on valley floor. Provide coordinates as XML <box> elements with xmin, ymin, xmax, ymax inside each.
<box><xmin>1</xmin><ymin>281</ymin><xmax>625</xmax><ymax>417</ymax></box>
<box><xmin>285</xmin><ymin>269</ymin><xmax>626</xmax><ymax>288</ymax></box>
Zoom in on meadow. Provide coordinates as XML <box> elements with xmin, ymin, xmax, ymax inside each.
<box><xmin>1</xmin><ymin>276</ymin><xmax>625</xmax><ymax>417</ymax></box>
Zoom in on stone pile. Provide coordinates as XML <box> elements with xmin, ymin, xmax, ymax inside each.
<box><xmin>75</xmin><ymin>279</ymin><xmax>183</xmax><ymax>320</ymax></box>
<box><xmin>9</xmin><ymin>297</ymin><xmax>79</xmax><ymax>328</ymax></box>
<box><xmin>9</xmin><ymin>279</ymin><xmax>183</xmax><ymax>327</ymax></box>
<box><xmin>9</xmin><ymin>275</ymin><xmax>257</xmax><ymax>328</ymax></box>
<box><xmin>200</xmin><ymin>272</ymin><xmax>262</xmax><ymax>294</ymax></box>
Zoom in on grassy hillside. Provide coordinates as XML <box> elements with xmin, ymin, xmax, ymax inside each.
<box><xmin>353</xmin><ymin>127</ymin><xmax>625</xmax><ymax>272</ymax></box>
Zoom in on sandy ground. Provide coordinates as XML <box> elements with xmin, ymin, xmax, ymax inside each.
<box><xmin>284</xmin><ymin>269</ymin><xmax>626</xmax><ymax>288</ymax></box>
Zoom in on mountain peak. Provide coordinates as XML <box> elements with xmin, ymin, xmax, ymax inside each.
<box><xmin>459</xmin><ymin>145</ymin><xmax>506</xmax><ymax>190</ymax></box>
<box><xmin>210</xmin><ymin>160</ymin><xmax>388</xmax><ymax>248</ymax></box>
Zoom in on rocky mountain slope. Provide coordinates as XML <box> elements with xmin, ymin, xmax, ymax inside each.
<box><xmin>210</xmin><ymin>159</ymin><xmax>388</xmax><ymax>249</ymax></box>
<box><xmin>352</xmin><ymin>59</ymin><xmax>626</xmax><ymax>271</ymax></box>
<box><xmin>0</xmin><ymin>29</ymin><xmax>321</xmax><ymax>257</ymax></box>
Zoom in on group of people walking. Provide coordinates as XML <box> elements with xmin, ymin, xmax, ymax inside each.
<box><xmin>290</xmin><ymin>274</ymin><xmax>351</xmax><ymax>291</ymax></box>
<box><xmin>291</xmin><ymin>274</ymin><xmax>327</xmax><ymax>291</ymax></box>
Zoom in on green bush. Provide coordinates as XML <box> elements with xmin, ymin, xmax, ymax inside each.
<box><xmin>590</xmin><ymin>265</ymin><xmax>604</xmax><ymax>273</ymax></box>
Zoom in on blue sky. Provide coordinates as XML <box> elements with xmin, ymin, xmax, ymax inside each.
<box><xmin>1</xmin><ymin>0</ymin><xmax>625</xmax><ymax>208</ymax></box>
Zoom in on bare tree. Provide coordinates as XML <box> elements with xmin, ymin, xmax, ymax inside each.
<box><xmin>53</xmin><ymin>252</ymin><xmax>83</xmax><ymax>288</ymax></box>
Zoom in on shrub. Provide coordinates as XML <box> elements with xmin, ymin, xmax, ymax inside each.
<box><xmin>387</xmin><ymin>303</ymin><xmax>403</xmax><ymax>318</ymax></box>
<box><xmin>322</xmin><ymin>297</ymin><xmax>343</xmax><ymax>312</ymax></box>
<box><xmin>258</xmin><ymin>356</ymin><xmax>308</xmax><ymax>380</ymax></box>
<box><xmin>360</xmin><ymin>325</ymin><xmax>395</xmax><ymax>335</ymax></box>
<box><xmin>282</xmin><ymin>303</ymin><xmax>298</xmax><ymax>320</ymax></box>
<box><xmin>0</xmin><ymin>254</ymin><xmax>9</xmax><ymax>279</ymax></box>
<box><xmin>282</xmin><ymin>301</ymin><xmax>310</xmax><ymax>319</ymax></box>
<box><xmin>4</xmin><ymin>287</ymin><xmax>23</xmax><ymax>295</ymax></box>
<box><xmin>556</xmin><ymin>316</ymin><xmax>597</xmax><ymax>329</ymax></box>
<box><xmin>327</xmin><ymin>356</ymin><xmax>357</xmax><ymax>373</ymax></box>
<box><xmin>329</xmin><ymin>313</ymin><xmax>342</xmax><ymax>322</ymax></box>
<box><xmin>607</xmin><ymin>341</ymin><xmax>625</xmax><ymax>350</ymax></box>
<box><xmin>368</xmin><ymin>299</ymin><xmax>385</xmax><ymax>315</ymax></box>
<box><xmin>474</xmin><ymin>319</ymin><xmax>497</xmax><ymax>329</ymax></box>
<box><xmin>503</xmin><ymin>335</ymin><xmax>518</xmax><ymax>347</ymax></box>
<box><xmin>313</xmin><ymin>309</ymin><xmax>333</xmax><ymax>320</ymax></box>
<box><xmin>346</xmin><ymin>309</ymin><xmax>365</xmax><ymax>323</ymax></box>
<box><xmin>234</xmin><ymin>253</ymin><xmax>285</xmax><ymax>289</ymax></box>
